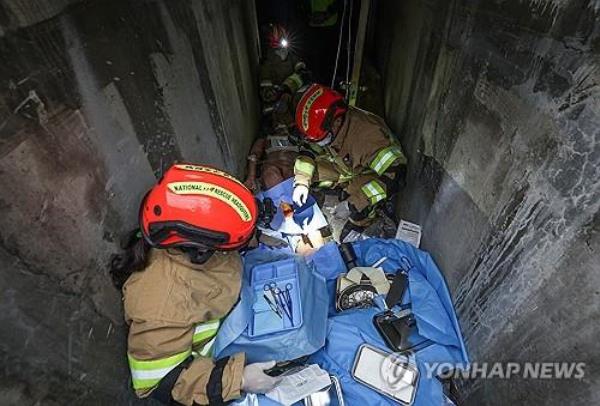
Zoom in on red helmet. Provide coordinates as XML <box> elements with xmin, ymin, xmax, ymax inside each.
<box><xmin>140</xmin><ymin>164</ymin><xmax>258</xmax><ymax>250</ymax></box>
<box><xmin>267</xmin><ymin>24</ymin><xmax>290</xmax><ymax>49</ymax></box>
<box><xmin>295</xmin><ymin>84</ymin><xmax>347</xmax><ymax>142</ymax></box>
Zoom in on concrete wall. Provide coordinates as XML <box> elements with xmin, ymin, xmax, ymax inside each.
<box><xmin>0</xmin><ymin>0</ymin><xmax>259</xmax><ymax>403</ymax></box>
<box><xmin>374</xmin><ymin>0</ymin><xmax>600</xmax><ymax>404</ymax></box>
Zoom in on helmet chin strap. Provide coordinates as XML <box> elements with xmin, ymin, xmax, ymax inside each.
<box><xmin>317</xmin><ymin>132</ymin><xmax>334</xmax><ymax>147</ymax></box>
<box><xmin>183</xmin><ymin>247</ymin><xmax>215</xmax><ymax>264</ymax></box>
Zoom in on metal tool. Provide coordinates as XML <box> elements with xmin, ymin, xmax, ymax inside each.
<box><xmin>284</xmin><ymin>283</ymin><xmax>293</xmax><ymax>309</ymax></box>
<box><xmin>264</xmin><ymin>281</ymin><xmax>294</xmax><ymax>324</ymax></box>
<box><xmin>282</xmin><ymin>283</ymin><xmax>294</xmax><ymax>324</ymax></box>
<box><xmin>273</xmin><ymin>286</ymin><xmax>293</xmax><ymax>323</ymax></box>
<box><xmin>263</xmin><ymin>293</ymin><xmax>283</xmax><ymax>318</ymax></box>
<box><xmin>371</xmin><ymin>256</ymin><xmax>388</xmax><ymax>269</ymax></box>
<box><xmin>263</xmin><ymin>285</ymin><xmax>283</xmax><ymax>319</ymax></box>
<box><xmin>264</xmin><ymin>284</ymin><xmax>276</xmax><ymax>302</ymax></box>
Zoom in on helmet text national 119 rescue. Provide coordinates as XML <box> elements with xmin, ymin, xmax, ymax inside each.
<box><xmin>140</xmin><ymin>164</ymin><xmax>258</xmax><ymax>250</ymax></box>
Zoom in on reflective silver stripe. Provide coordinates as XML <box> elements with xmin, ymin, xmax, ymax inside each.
<box><xmin>371</xmin><ymin>146</ymin><xmax>404</xmax><ymax>175</ymax></box>
<box><xmin>193</xmin><ymin>320</ymin><xmax>220</xmax><ymax>336</ymax></box>
<box><xmin>361</xmin><ymin>180</ymin><xmax>386</xmax><ymax>205</ymax></box>
<box><xmin>193</xmin><ymin>319</ymin><xmax>220</xmax><ymax>346</ymax></box>
<box><xmin>265</xmin><ymin>136</ymin><xmax>299</xmax><ymax>153</ymax></box>
<box><xmin>364</xmin><ymin>182</ymin><xmax>379</xmax><ymax>199</ymax></box>
<box><xmin>372</xmin><ymin>150</ymin><xmax>396</xmax><ymax>174</ymax></box>
<box><xmin>131</xmin><ymin>365</ymin><xmax>179</xmax><ymax>381</ymax></box>
<box><xmin>128</xmin><ymin>349</ymin><xmax>192</xmax><ymax>390</ymax></box>
<box><xmin>199</xmin><ymin>336</ymin><xmax>217</xmax><ymax>357</ymax></box>
<box><xmin>317</xmin><ymin>180</ymin><xmax>334</xmax><ymax>188</ymax></box>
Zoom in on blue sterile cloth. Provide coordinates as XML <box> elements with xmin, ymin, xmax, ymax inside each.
<box><xmin>213</xmin><ymin>246</ymin><xmax>329</xmax><ymax>364</ymax></box>
<box><xmin>308</xmin><ymin>239</ymin><xmax>469</xmax><ymax>406</ymax></box>
<box><xmin>352</xmin><ymin>239</ymin><xmax>469</xmax><ymax>363</ymax></box>
<box><xmin>217</xmin><ymin>240</ymin><xmax>468</xmax><ymax>405</ymax></box>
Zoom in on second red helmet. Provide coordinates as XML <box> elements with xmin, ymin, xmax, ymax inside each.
<box><xmin>295</xmin><ymin>84</ymin><xmax>347</xmax><ymax>142</ymax></box>
<box><xmin>267</xmin><ymin>24</ymin><xmax>290</xmax><ymax>49</ymax></box>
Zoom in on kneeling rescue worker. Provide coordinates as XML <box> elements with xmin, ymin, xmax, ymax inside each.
<box><xmin>111</xmin><ymin>163</ymin><xmax>280</xmax><ymax>405</ymax></box>
<box><xmin>292</xmin><ymin>84</ymin><xmax>407</xmax><ymax>234</ymax></box>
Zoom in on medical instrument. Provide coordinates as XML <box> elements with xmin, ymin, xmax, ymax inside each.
<box><xmin>263</xmin><ymin>293</ymin><xmax>283</xmax><ymax>319</ymax></box>
<box><xmin>264</xmin><ymin>281</ymin><xmax>294</xmax><ymax>324</ymax></box>
<box><xmin>250</xmin><ymin>258</ymin><xmax>303</xmax><ymax>337</ymax></box>
<box><xmin>352</xmin><ymin>344</ymin><xmax>418</xmax><ymax>405</ymax></box>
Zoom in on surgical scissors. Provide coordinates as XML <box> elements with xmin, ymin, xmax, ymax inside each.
<box><xmin>264</xmin><ymin>282</ymin><xmax>293</xmax><ymax>323</ymax></box>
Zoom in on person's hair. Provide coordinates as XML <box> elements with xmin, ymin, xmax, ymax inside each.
<box><xmin>109</xmin><ymin>229</ymin><xmax>151</xmax><ymax>289</ymax></box>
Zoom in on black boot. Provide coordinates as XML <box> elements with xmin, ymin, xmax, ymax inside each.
<box><xmin>339</xmin><ymin>203</ymin><xmax>371</xmax><ymax>242</ymax></box>
<box><xmin>339</xmin><ymin>220</ymin><xmax>365</xmax><ymax>242</ymax></box>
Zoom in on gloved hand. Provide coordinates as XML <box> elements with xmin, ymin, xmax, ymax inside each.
<box><xmin>241</xmin><ymin>361</ymin><xmax>282</xmax><ymax>394</ymax></box>
<box><xmin>292</xmin><ymin>184</ymin><xmax>309</xmax><ymax>206</ymax></box>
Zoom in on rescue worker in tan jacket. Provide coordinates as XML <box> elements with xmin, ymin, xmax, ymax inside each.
<box><xmin>291</xmin><ymin>84</ymin><xmax>407</xmax><ymax>235</ymax></box>
<box><xmin>245</xmin><ymin>23</ymin><xmax>310</xmax><ymax>192</ymax></box>
<box><xmin>110</xmin><ymin>164</ymin><xmax>280</xmax><ymax>405</ymax></box>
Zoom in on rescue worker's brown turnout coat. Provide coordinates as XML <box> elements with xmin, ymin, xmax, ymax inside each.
<box><xmin>123</xmin><ymin>248</ymin><xmax>245</xmax><ymax>405</ymax></box>
<box><xmin>329</xmin><ymin>107</ymin><xmax>394</xmax><ymax>171</ymax></box>
<box><xmin>259</xmin><ymin>49</ymin><xmax>302</xmax><ymax>87</ymax></box>
<box><xmin>255</xmin><ymin>50</ymin><xmax>307</xmax><ymax>188</ymax></box>
<box><xmin>295</xmin><ymin>106</ymin><xmax>407</xmax><ymax>212</ymax></box>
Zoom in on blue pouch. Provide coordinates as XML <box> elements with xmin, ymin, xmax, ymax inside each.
<box><xmin>213</xmin><ymin>246</ymin><xmax>329</xmax><ymax>363</ymax></box>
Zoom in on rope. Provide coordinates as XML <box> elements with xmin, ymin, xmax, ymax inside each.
<box><xmin>330</xmin><ymin>0</ymin><xmax>348</xmax><ymax>89</ymax></box>
<box><xmin>346</xmin><ymin>0</ymin><xmax>353</xmax><ymax>87</ymax></box>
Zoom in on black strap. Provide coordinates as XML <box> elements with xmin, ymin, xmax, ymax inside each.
<box><xmin>385</xmin><ymin>272</ymin><xmax>408</xmax><ymax>308</ymax></box>
<box><xmin>151</xmin><ymin>356</ymin><xmax>194</xmax><ymax>405</ymax></box>
<box><xmin>207</xmin><ymin>356</ymin><xmax>230</xmax><ymax>405</ymax></box>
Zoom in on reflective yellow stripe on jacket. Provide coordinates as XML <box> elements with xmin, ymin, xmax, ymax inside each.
<box><xmin>294</xmin><ymin>157</ymin><xmax>316</xmax><ymax>179</ymax></box>
<box><xmin>192</xmin><ymin>319</ymin><xmax>220</xmax><ymax>358</ymax></box>
<box><xmin>361</xmin><ymin>179</ymin><xmax>387</xmax><ymax>206</ymax></box>
<box><xmin>192</xmin><ymin>319</ymin><xmax>220</xmax><ymax>345</ymax></box>
<box><xmin>128</xmin><ymin>319</ymin><xmax>220</xmax><ymax>390</ymax></box>
<box><xmin>283</xmin><ymin>73</ymin><xmax>303</xmax><ymax>93</ymax></box>
<box><xmin>369</xmin><ymin>145</ymin><xmax>406</xmax><ymax>175</ymax></box>
<box><xmin>128</xmin><ymin>349</ymin><xmax>192</xmax><ymax>390</ymax></box>
<box><xmin>317</xmin><ymin>180</ymin><xmax>334</xmax><ymax>188</ymax></box>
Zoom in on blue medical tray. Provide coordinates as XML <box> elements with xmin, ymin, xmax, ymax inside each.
<box><xmin>249</xmin><ymin>258</ymin><xmax>303</xmax><ymax>338</ymax></box>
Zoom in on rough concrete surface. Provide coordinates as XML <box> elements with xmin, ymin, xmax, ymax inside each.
<box><xmin>0</xmin><ymin>0</ymin><xmax>82</xmax><ymax>34</ymax></box>
<box><xmin>0</xmin><ymin>0</ymin><xmax>259</xmax><ymax>403</ymax></box>
<box><xmin>1</xmin><ymin>0</ymin><xmax>599</xmax><ymax>404</ymax></box>
<box><xmin>373</xmin><ymin>0</ymin><xmax>600</xmax><ymax>404</ymax></box>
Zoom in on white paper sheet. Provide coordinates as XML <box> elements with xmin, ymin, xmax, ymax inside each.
<box><xmin>395</xmin><ymin>219</ymin><xmax>422</xmax><ymax>248</ymax></box>
<box><xmin>266</xmin><ymin>364</ymin><xmax>332</xmax><ymax>406</ymax></box>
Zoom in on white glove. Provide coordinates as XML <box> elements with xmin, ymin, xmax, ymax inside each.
<box><xmin>293</xmin><ymin>184</ymin><xmax>309</xmax><ymax>206</ymax></box>
<box><xmin>241</xmin><ymin>361</ymin><xmax>282</xmax><ymax>394</ymax></box>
